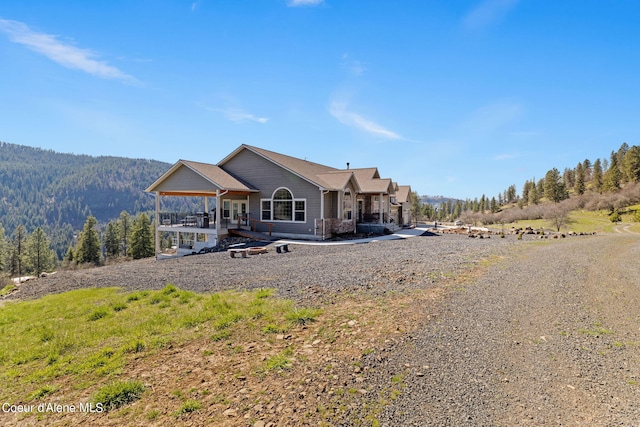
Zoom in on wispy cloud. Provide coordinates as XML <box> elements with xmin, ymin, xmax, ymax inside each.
<box><xmin>462</xmin><ymin>0</ymin><xmax>519</xmax><ymax>31</ymax></box>
<box><xmin>329</xmin><ymin>99</ymin><xmax>401</xmax><ymax>140</ymax></box>
<box><xmin>341</xmin><ymin>53</ymin><xmax>365</xmax><ymax>77</ymax></box>
<box><xmin>0</xmin><ymin>18</ymin><xmax>137</xmax><ymax>83</ymax></box>
<box><xmin>222</xmin><ymin>108</ymin><xmax>269</xmax><ymax>124</ymax></box>
<box><xmin>203</xmin><ymin>105</ymin><xmax>268</xmax><ymax>124</ymax></box>
<box><xmin>288</xmin><ymin>0</ymin><xmax>324</xmax><ymax>7</ymax></box>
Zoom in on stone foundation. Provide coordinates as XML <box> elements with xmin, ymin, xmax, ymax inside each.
<box><xmin>315</xmin><ymin>218</ymin><xmax>356</xmax><ymax>239</ymax></box>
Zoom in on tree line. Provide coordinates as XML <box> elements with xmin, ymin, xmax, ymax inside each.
<box><xmin>0</xmin><ymin>141</ymin><xmax>199</xmax><ymax>258</ymax></box>
<box><xmin>1</xmin><ymin>211</ymin><xmax>155</xmax><ymax>281</ymax></box>
<box><xmin>412</xmin><ymin>142</ymin><xmax>640</xmax><ymax>223</ymax></box>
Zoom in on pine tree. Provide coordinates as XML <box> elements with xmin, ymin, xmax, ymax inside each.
<box><xmin>592</xmin><ymin>159</ymin><xmax>603</xmax><ymax>193</ymax></box>
<box><xmin>104</xmin><ymin>221</ymin><xmax>121</xmax><ymax>258</ymax></box>
<box><xmin>603</xmin><ymin>151</ymin><xmax>621</xmax><ymax>192</ymax></box>
<box><xmin>575</xmin><ymin>162</ymin><xmax>586</xmax><ymax>195</ymax></box>
<box><xmin>0</xmin><ymin>223</ymin><xmax>6</xmax><ymax>273</ymax></box>
<box><xmin>544</xmin><ymin>168</ymin><xmax>568</xmax><ymax>203</ymax></box>
<box><xmin>130</xmin><ymin>213</ymin><xmax>155</xmax><ymax>259</ymax></box>
<box><xmin>11</xmin><ymin>225</ymin><xmax>27</xmax><ymax>278</ymax></box>
<box><xmin>25</xmin><ymin>227</ymin><xmax>55</xmax><ymax>275</ymax></box>
<box><xmin>622</xmin><ymin>145</ymin><xmax>640</xmax><ymax>183</ymax></box>
<box><xmin>118</xmin><ymin>211</ymin><xmax>131</xmax><ymax>257</ymax></box>
<box><xmin>75</xmin><ymin>216</ymin><xmax>101</xmax><ymax>265</ymax></box>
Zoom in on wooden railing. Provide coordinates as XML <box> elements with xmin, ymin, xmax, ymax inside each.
<box><xmin>238</xmin><ymin>216</ymin><xmax>273</xmax><ymax>236</ymax></box>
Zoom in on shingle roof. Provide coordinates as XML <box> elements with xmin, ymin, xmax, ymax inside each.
<box><xmin>181</xmin><ymin>160</ymin><xmax>256</xmax><ymax>191</ymax></box>
<box><xmin>145</xmin><ymin>159</ymin><xmax>256</xmax><ymax>193</ymax></box>
<box><xmin>395</xmin><ymin>185</ymin><xmax>411</xmax><ymax>203</ymax></box>
<box><xmin>350</xmin><ymin>168</ymin><xmax>394</xmax><ymax>194</ymax></box>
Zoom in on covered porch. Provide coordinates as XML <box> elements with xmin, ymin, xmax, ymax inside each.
<box><xmin>145</xmin><ymin>159</ymin><xmax>258</xmax><ymax>258</ymax></box>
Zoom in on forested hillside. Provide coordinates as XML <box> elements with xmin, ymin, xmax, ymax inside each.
<box><xmin>0</xmin><ymin>142</ymin><xmax>182</xmax><ymax>258</ymax></box>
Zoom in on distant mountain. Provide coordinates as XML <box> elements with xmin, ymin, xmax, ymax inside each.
<box><xmin>0</xmin><ymin>141</ymin><xmax>192</xmax><ymax>257</ymax></box>
<box><xmin>420</xmin><ymin>195</ymin><xmax>463</xmax><ymax>206</ymax></box>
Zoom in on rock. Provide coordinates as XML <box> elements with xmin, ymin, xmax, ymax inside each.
<box><xmin>254</xmin><ymin>421</ymin><xmax>266</xmax><ymax>427</ymax></box>
<box><xmin>223</xmin><ymin>408</ymin><xmax>238</xmax><ymax>417</ymax></box>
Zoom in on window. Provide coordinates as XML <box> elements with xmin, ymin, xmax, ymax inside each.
<box><xmin>261</xmin><ymin>187</ymin><xmax>306</xmax><ymax>222</ymax></box>
<box><xmin>343</xmin><ymin>190</ymin><xmax>352</xmax><ymax>220</ymax></box>
<box><xmin>273</xmin><ymin>188</ymin><xmax>293</xmax><ymax>221</ymax></box>
<box><xmin>372</xmin><ymin>196</ymin><xmax>380</xmax><ymax>213</ymax></box>
<box><xmin>261</xmin><ymin>200</ymin><xmax>271</xmax><ymax>221</ymax></box>
<box><xmin>295</xmin><ymin>200</ymin><xmax>305</xmax><ymax>222</ymax></box>
<box><xmin>223</xmin><ymin>200</ymin><xmax>230</xmax><ymax>218</ymax></box>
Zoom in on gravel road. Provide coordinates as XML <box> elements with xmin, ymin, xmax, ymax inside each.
<box><xmin>368</xmin><ymin>232</ymin><xmax>640</xmax><ymax>426</ymax></box>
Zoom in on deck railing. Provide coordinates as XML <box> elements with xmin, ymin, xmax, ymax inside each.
<box><xmin>239</xmin><ymin>216</ymin><xmax>273</xmax><ymax>236</ymax></box>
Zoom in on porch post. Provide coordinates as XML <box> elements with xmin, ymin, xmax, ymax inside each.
<box><xmin>155</xmin><ymin>192</ymin><xmax>161</xmax><ymax>256</ymax></box>
<box><xmin>379</xmin><ymin>192</ymin><xmax>384</xmax><ymax>224</ymax></box>
<box><xmin>319</xmin><ymin>188</ymin><xmax>325</xmax><ymax>240</ymax></box>
<box><xmin>204</xmin><ymin>196</ymin><xmax>209</xmax><ymax>243</ymax></box>
<box><xmin>216</xmin><ymin>190</ymin><xmax>221</xmax><ymax>237</ymax></box>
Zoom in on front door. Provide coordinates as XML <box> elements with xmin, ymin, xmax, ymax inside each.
<box><xmin>232</xmin><ymin>201</ymin><xmax>248</xmax><ymax>224</ymax></box>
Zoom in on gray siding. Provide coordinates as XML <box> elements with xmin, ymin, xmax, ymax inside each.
<box><xmin>154</xmin><ymin>165</ymin><xmax>219</xmax><ymax>192</ymax></box>
<box><xmin>222</xmin><ymin>149</ymin><xmax>322</xmax><ymax>236</ymax></box>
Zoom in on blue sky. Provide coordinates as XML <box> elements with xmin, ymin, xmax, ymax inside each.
<box><xmin>1</xmin><ymin>1</ymin><xmax>638</xmax><ymax>200</ymax></box>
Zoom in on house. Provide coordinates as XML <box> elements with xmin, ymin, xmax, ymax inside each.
<box><xmin>145</xmin><ymin>144</ymin><xmax>413</xmax><ymax>257</ymax></box>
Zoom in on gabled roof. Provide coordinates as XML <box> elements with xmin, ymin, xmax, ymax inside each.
<box><xmin>219</xmin><ymin>144</ymin><xmax>356</xmax><ymax>191</ymax></box>
<box><xmin>351</xmin><ymin>167</ymin><xmax>394</xmax><ymax>194</ymax></box>
<box><xmin>316</xmin><ymin>171</ymin><xmax>361</xmax><ymax>192</ymax></box>
<box><xmin>145</xmin><ymin>159</ymin><xmax>257</xmax><ymax>194</ymax></box>
<box><xmin>395</xmin><ymin>185</ymin><xmax>412</xmax><ymax>203</ymax></box>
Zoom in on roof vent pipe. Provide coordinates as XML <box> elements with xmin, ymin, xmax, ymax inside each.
<box><xmin>346</xmin><ymin>162</ymin><xmax>350</xmax><ymax>170</ymax></box>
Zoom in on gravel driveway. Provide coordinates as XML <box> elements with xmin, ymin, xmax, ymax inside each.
<box><xmin>8</xmin><ymin>233</ymin><xmax>517</xmax><ymax>305</ymax></box>
<box><xmin>368</xmin><ymin>233</ymin><xmax>640</xmax><ymax>426</ymax></box>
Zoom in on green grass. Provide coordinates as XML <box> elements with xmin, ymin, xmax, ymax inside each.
<box><xmin>173</xmin><ymin>399</ymin><xmax>202</xmax><ymax>416</ymax></box>
<box><xmin>0</xmin><ymin>285</ymin><xmax>319</xmax><ymax>406</ymax></box>
<box><xmin>0</xmin><ymin>284</ymin><xmax>17</xmax><ymax>297</ymax></box>
<box><xmin>92</xmin><ymin>380</ymin><xmax>145</xmax><ymax>411</ymax></box>
<box><xmin>261</xmin><ymin>347</ymin><xmax>294</xmax><ymax>372</ymax></box>
<box><xmin>497</xmin><ymin>209</ymin><xmax>624</xmax><ymax>234</ymax></box>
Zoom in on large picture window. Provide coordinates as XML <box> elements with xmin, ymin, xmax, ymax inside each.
<box><xmin>261</xmin><ymin>187</ymin><xmax>306</xmax><ymax>222</ymax></box>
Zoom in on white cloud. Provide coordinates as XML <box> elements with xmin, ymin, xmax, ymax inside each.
<box><xmin>288</xmin><ymin>0</ymin><xmax>324</xmax><ymax>7</ymax></box>
<box><xmin>207</xmin><ymin>106</ymin><xmax>268</xmax><ymax>124</ymax></box>
<box><xmin>462</xmin><ymin>0</ymin><xmax>519</xmax><ymax>31</ymax></box>
<box><xmin>0</xmin><ymin>18</ymin><xmax>137</xmax><ymax>83</ymax></box>
<box><xmin>329</xmin><ymin>99</ymin><xmax>401</xmax><ymax>140</ymax></box>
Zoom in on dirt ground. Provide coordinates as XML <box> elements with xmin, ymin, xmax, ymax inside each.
<box><xmin>3</xmin><ymin>231</ymin><xmax>639</xmax><ymax>426</ymax></box>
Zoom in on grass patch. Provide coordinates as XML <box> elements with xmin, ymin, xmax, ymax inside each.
<box><xmin>173</xmin><ymin>399</ymin><xmax>202</xmax><ymax>416</ymax></box>
<box><xmin>579</xmin><ymin>322</ymin><xmax>614</xmax><ymax>337</ymax></box>
<box><xmin>285</xmin><ymin>307</ymin><xmax>322</xmax><ymax>325</ymax></box>
<box><xmin>92</xmin><ymin>380</ymin><xmax>145</xmax><ymax>411</ymax></box>
<box><xmin>262</xmin><ymin>347</ymin><xmax>294</xmax><ymax>372</ymax></box>
<box><xmin>0</xmin><ymin>284</ymin><xmax>17</xmax><ymax>297</ymax></box>
<box><xmin>0</xmin><ymin>285</ymin><xmax>316</xmax><ymax>406</ymax></box>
